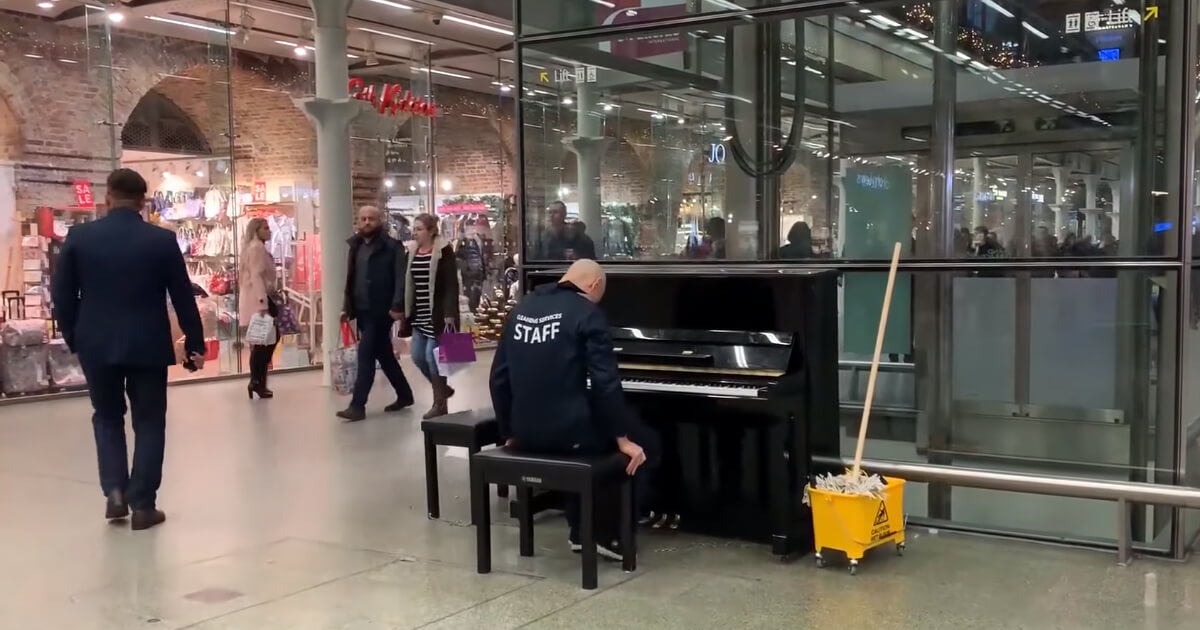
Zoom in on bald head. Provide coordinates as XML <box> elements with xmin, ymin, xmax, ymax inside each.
<box><xmin>560</xmin><ymin>259</ymin><xmax>606</xmax><ymax>303</ymax></box>
<box><xmin>357</xmin><ymin>205</ymin><xmax>383</xmax><ymax>237</ymax></box>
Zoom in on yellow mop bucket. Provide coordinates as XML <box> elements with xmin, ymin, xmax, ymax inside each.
<box><xmin>809</xmin><ymin>476</ymin><xmax>906</xmax><ymax>575</ymax></box>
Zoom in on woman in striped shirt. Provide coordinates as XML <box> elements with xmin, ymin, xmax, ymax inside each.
<box><xmin>403</xmin><ymin>214</ymin><xmax>461</xmax><ymax>419</ymax></box>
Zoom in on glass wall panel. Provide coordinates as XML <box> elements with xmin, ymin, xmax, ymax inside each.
<box><xmin>841</xmin><ymin>267</ymin><xmax>1176</xmax><ymax>548</ymax></box>
<box><xmin>519</xmin><ymin>0</ymin><xmax>805</xmax><ymax>36</ymax></box>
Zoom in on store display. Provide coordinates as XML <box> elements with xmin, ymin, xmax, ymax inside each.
<box><xmin>472</xmin><ymin>288</ymin><xmax>516</xmax><ymax>343</ymax></box>
<box><xmin>1</xmin><ymin>318</ymin><xmax>44</xmax><ymax>346</ymax></box>
<box><xmin>47</xmin><ymin>339</ymin><xmax>85</xmax><ymax>387</ymax></box>
<box><xmin>1</xmin><ymin>344</ymin><xmax>49</xmax><ymax>395</ymax></box>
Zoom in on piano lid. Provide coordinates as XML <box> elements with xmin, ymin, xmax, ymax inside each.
<box><xmin>611</xmin><ymin>331</ymin><xmax>791</xmax><ymax>378</ymax></box>
<box><xmin>526</xmin><ymin>264</ymin><xmax>835</xmax><ymax>335</ymax></box>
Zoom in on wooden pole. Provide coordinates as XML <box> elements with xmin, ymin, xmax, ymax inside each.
<box><xmin>850</xmin><ymin>242</ymin><xmax>902</xmax><ymax>477</ymax></box>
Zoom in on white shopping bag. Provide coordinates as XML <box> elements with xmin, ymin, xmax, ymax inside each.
<box><xmin>435</xmin><ymin>352</ymin><xmax>469</xmax><ymax>378</ymax></box>
<box><xmin>245</xmin><ymin>313</ymin><xmax>277</xmax><ymax>346</ymax></box>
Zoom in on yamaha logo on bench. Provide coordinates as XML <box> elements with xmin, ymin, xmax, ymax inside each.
<box><xmin>521</xmin><ymin>476</ymin><xmax>543</xmax><ymax>485</ymax></box>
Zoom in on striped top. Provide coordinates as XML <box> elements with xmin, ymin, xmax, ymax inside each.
<box><xmin>411</xmin><ymin>251</ymin><xmax>435</xmax><ymax>336</ymax></box>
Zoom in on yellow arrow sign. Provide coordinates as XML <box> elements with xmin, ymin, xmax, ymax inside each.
<box><xmin>1145</xmin><ymin>5</ymin><xmax>1158</xmax><ymax>20</ymax></box>
<box><xmin>538</xmin><ymin>71</ymin><xmax>549</xmax><ymax>83</ymax></box>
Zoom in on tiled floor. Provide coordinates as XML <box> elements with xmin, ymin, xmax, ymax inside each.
<box><xmin>1</xmin><ymin>360</ymin><xmax>1196</xmax><ymax>629</ymax></box>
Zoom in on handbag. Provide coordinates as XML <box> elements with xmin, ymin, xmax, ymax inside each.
<box><xmin>331</xmin><ymin>321</ymin><xmax>358</xmax><ymax>396</ymax></box>
<box><xmin>274</xmin><ymin>295</ymin><xmax>301</xmax><ymax>335</ymax></box>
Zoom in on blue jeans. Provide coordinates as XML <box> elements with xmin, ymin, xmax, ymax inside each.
<box><xmin>410</xmin><ymin>329</ymin><xmax>439</xmax><ymax>383</ymax></box>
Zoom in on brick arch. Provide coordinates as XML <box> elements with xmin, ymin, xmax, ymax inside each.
<box><xmin>132</xmin><ymin>62</ymin><xmax>316</xmax><ymax>188</ymax></box>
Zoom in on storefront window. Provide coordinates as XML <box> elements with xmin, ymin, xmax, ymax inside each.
<box><xmin>518</xmin><ymin>0</ymin><xmax>797</xmax><ymax>36</ymax></box>
<box><xmin>0</xmin><ymin>2</ymin><xmax>514</xmax><ymax>395</ymax></box>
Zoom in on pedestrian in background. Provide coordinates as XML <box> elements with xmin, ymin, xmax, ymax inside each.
<box><xmin>337</xmin><ymin>205</ymin><xmax>414</xmax><ymax>422</ymax></box>
<box><xmin>402</xmin><ymin>213</ymin><xmax>460</xmax><ymax>419</ymax></box>
<box><xmin>52</xmin><ymin>168</ymin><xmax>206</xmax><ymax>531</ymax></box>
<box><xmin>239</xmin><ymin>216</ymin><xmax>278</xmax><ymax>399</ymax></box>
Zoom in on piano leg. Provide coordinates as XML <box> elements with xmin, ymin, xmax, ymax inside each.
<box><xmin>766</xmin><ymin>418</ymin><xmax>793</xmax><ymax>557</ymax></box>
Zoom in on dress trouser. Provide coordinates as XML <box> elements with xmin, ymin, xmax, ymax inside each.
<box><xmin>248</xmin><ymin>298</ymin><xmax>279</xmax><ymax>385</ymax></box>
<box><xmin>81</xmin><ymin>363</ymin><xmax>169</xmax><ymax>511</ymax></box>
<box><xmin>526</xmin><ymin>409</ymin><xmax>660</xmax><ymax>541</ymax></box>
<box><xmin>350</xmin><ymin>315</ymin><xmax>414</xmax><ymax>409</ymax></box>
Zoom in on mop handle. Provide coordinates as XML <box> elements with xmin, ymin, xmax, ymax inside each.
<box><xmin>850</xmin><ymin>242</ymin><xmax>902</xmax><ymax>477</ymax></box>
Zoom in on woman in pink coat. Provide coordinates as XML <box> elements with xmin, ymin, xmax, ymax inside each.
<box><xmin>239</xmin><ymin>217</ymin><xmax>277</xmax><ymax>398</ymax></box>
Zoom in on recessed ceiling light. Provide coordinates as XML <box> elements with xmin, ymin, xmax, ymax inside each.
<box><xmin>107</xmin><ymin>11</ymin><xmax>124</xmax><ymax>23</ymax></box>
<box><xmin>37</xmin><ymin>1</ymin><xmax>54</xmax><ymax>9</ymax></box>
<box><xmin>443</xmin><ymin>15</ymin><xmax>513</xmax><ymax>35</ymax></box>
<box><xmin>367</xmin><ymin>0</ymin><xmax>411</xmax><ymax>9</ymax></box>
<box><xmin>147</xmin><ymin>16</ymin><xmax>235</xmax><ymax>35</ymax></box>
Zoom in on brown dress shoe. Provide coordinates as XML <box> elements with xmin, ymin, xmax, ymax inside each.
<box><xmin>130</xmin><ymin>509</ymin><xmax>167</xmax><ymax>531</ymax></box>
<box><xmin>336</xmin><ymin>407</ymin><xmax>367</xmax><ymax>422</ymax></box>
<box><xmin>105</xmin><ymin>490</ymin><xmax>129</xmax><ymax>520</ymax></box>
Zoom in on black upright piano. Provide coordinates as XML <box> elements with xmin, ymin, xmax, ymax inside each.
<box><xmin>527</xmin><ymin>265</ymin><xmax>840</xmax><ymax>557</ymax></box>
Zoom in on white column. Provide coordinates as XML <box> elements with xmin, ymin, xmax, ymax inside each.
<box><xmin>1051</xmin><ymin>167</ymin><xmax>1068</xmax><ymax>236</ymax></box>
<box><xmin>1081</xmin><ymin>174</ymin><xmax>1099</xmax><ymax>237</ymax></box>
<box><xmin>1109</xmin><ymin>187</ymin><xmax>1120</xmax><ymax>240</ymax></box>
<box><xmin>564</xmin><ymin>82</ymin><xmax>611</xmax><ymax>247</ymax></box>
<box><xmin>299</xmin><ymin>0</ymin><xmax>362</xmax><ymax>386</ymax></box>
<box><xmin>970</xmin><ymin>156</ymin><xmax>985</xmax><ymax>229</ymax></box>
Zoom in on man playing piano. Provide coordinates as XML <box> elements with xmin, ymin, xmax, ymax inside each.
<box><xmin>489</xmin><ymin>259</ymin><xmax>658</xmax><ymax>561</ymax></box>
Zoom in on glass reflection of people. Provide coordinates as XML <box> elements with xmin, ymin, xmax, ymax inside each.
<box><xmin>537</xmin><ymin>200</ymin><xmax>596</xmax><ymax>260</ymax></box>
<box><xmin>685</xmin><ymin>216</ymin><xmax>726</xmax><ymax>259</ymax></box>
<box><xmin>779</xmin><ymin>221</ymin><xmax>813</xmax><ymax>259</ymax></box>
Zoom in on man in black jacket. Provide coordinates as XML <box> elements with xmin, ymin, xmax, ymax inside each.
<box><xmin>53</xmin><ymin>168</ymin><xmax>206</xmax><ymax>531</ymax></box>
<box><xmin>337</xmin><ymin>205</ymin><xmax>414</xmax><ymax>422</ymax></box>
<box><xmin>489</xmin><ymin>259</ymin><xmax>657</xmax><ymax>560</ymax></box>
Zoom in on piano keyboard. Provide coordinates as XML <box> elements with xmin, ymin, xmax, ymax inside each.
<box><xmin>589</xmin><ymin>378</ymin><xmax>762</xmax><ymax>398</ymax></box>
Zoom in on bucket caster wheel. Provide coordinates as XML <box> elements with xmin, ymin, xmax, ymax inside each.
<box><xmin>896</xmin><ymin>542</ymin><xmax>906</xmax><ymax>557</ymax></box>
<box><xmin>815</xmin><ymin>554</ymin><xmax>827</xmax><ymax>569</ymax></box>
<box><xmin>848</xmin><ymin>560</ymin><xmax>859</xmax><ymax>576</ymax></box>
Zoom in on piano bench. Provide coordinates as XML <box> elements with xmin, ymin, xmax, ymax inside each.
<box><xmin>420</xmin><ymin>409</ymin><xmax>509</xmax><ymax>522</ymax></box>
<box><xmin>471</xmin><ymin>447</ymin><xmax>636</xmax><ymax>590</ymax></box>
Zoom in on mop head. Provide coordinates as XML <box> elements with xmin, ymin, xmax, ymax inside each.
<box><xmin>803</xmin><ymin>471</ymin><xmax>887</xmax><ymax>505</ymax></box>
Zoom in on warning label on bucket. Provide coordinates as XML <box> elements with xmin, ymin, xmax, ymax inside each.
<box><xmin>870</xmin><ymin>504</ymin><xmax>890</xmax><ymax>541</ymax></box>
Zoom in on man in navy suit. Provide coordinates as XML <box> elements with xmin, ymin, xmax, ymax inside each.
<box><xmin>52</xmin><ymin>169</ymin><xmax>206</xmax><ymax>531</ymax></box>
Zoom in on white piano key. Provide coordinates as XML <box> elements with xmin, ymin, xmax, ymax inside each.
<box><xmin>588</xmin><ymin>378</ymin><xmax>761</xmax><ymax>399</ymax></box>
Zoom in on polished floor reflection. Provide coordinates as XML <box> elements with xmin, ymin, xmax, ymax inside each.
<box><xmin>0</xmin><ymin>360</ymin><xmax>1195</xmax><ymax>629</ymax></box>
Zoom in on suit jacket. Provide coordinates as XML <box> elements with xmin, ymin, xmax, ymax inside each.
<box><xmin>238</xmin><ymin>239</ymin><xmax>276</xmax><ymax>326</ymax></box>
<box><xmin>52</xmin><ymin>207</ymin><xmax>205</xmax><ymax>367</ymax></box>
<box><xmin>343</xmin><ymin>232</ymin><xmax>406</xmax><ymax>321</ymax></box>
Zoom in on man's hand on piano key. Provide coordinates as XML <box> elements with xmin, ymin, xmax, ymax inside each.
<box><xmin>616</xmin><ymin>436</ymin><xmax>646</xmax><ymax>475</ymax></box>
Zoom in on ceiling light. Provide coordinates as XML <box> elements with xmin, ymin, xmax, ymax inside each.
<box><xmin>441</xmin><ymin>180</ymin><xmax>453</xmax><ymax>192</ymax></box>
<box><xmin>410</xmin><ymin>66</ymin><xmax>473</xmax><ymax>80</ymax></box>
<box><xmin>57</xmin><ymin>58</ymin><xmax>78</xmax><ymax>64</ymax></box>
<box><xmin>37</xmin><ymin>1</ymin><xmax>54</xmax><ymax>9</ymax></box>
<box><xmin>499</xmin><ymin>84</ymin><xmax>512</xmax><ymax>92</ymax></box>
<box><xmin>444</xmin><ymin>15</ymin><xmax>513</xmax><ymax>35</ymax></box>
<box><xmin>107</xmin><ymin>11</ymin><xmax>124</xmax><ymax>23</ymax></box>
<box><xmin>603</xmin><ymin>103</ymin><xmax>613</xmax><ymax>111</ymax></box>
<box><xmin>805</xmin><ymin>65</ymin><xmax>823</xmax><ymax>76</ymax></box>
<box><xmin>867</xmin><ymin>14</ymin><xmax>901</xmax><ymax>28</ymax></box>
<box><xmin>367</xmin><ymin>0</ymin><xmax>413</xmax><ymax>9</ymax></box>
<box><xmin>295</xmin><ymin>46</ymin><xmax>307</xmax><ymax>57</ymax></box>
<box><xmin>979</xmin><ymin>0</ymin><xmax>1014</xmax><ymax>18</ymax></box>
<box><xmin>1021</xmin><ymin>21</ymin><xmax>1049</xmax><ymax>39</ymax></box>
<box><xmin>195</xmin><ymin>171</ymin><xmax>204</xmax><ymax>177</ymax></box>
<box><xmin>384</xmin><ymin>178</ymin><xmax>394</xmax><ymax>188</ymax></box>
<box><xmin>590</xmin><ymin>0</ymin><xmax>616</xmax><ymax>6</ymax></box>
<box><xmin>147</xmin><ymin>16</ymin><xmax>235</xmax><ymax>35</ymax></box>
<box><xmin>358</xmin><ymin>27</ymin><xmax>432</xmax><ymax>46</ymax></box>
<box><xmin>562</xmin><ymin>97</ymin><xmax>574</xmax><ymax>105</ymax></box>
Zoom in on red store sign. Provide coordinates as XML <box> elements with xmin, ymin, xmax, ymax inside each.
<box><xmin>252</xmin><ymin>181</ymin><xmax>267</xmax><ymax>202</ymax></box>
<box><xmin>438</xmin><ymin>202</ymin><xmax>489</xmax><ymax>215</ymax></box>
<box><xmin>348</xmin><ymin>78</ymin><xmax>438</xmax><ymax>118</ymax></box>
<box><xmin>72</xmin><ymin>180</ymin><xmax>94</xmax><ymax>208</ymax></box>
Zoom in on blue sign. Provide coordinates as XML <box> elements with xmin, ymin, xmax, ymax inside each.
<box><xmin>1098</xmin><ymin>47</ymin><xmax>1121</xmax><ymax>61</ymax></box>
